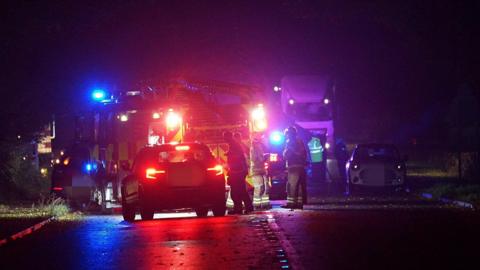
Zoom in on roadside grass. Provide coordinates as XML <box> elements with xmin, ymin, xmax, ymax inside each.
<box><xmin>407</xmin><ymin>167</ymin><xmax>456</xmax><ymax>178</ymax></box>
<box><xmin>424</xmin><ymin>183</ymin><xmax>480</xmax><ymax>207</ymax></box>
<box><xmin>0</xmin><ymin>195</ymin><xmax>82</xmax><ymax>221</ymax></box>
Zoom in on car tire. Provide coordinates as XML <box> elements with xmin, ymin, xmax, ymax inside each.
<box><xmin>195</xmin><ymin>207</ymin><xmax>209</xmax><ymax>217</ymax></box>
<box><xmin>122</xmin><ymin>201</ymin><xmax>136</xmax><ymax>222</ymax></box>
<box><xmin>212</xmin><ymin>204</ymin><xmax>226</xmax><ymax>217</ymax></box>
<box><xmin>140</xmin><ymin>206</ymin><xmax>154</xmax><ymax>220</ymax></box>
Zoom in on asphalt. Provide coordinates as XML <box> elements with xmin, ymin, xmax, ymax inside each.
<box><xmin>1</xmin><ymin>184</ymin><xmax>479</xmax><ymax>270</ymax></box>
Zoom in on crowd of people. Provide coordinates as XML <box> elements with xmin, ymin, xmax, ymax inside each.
<box><xmin>223</xmin><ymin>126</ymin><xmax>309</xmax><ymax>214</ymax></box>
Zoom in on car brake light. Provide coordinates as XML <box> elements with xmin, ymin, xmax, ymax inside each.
<box><xmin>207</xmin><ymin>165</ymin><xmax>223</xmax><ymax>176</ymax></box>
<box><xmin>175</xmin><ymin>145</ymin><xmax>190</xmax><ymax>151</ymax></box>
<box><xmin>146</xmin><ymin>168</ymin><xmax>166</xmax><ymax>179</ymax></box>
<box><xmin>52</xmin><ymin>187</ymin><xmax>63</xmax><ymax>191</ymax></box>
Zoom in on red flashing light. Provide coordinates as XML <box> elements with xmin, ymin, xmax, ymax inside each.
<box><xmin>175</xmin><ymin>145</ymin><xmax>190</xmax><ymax>151</ymax></box>
<box><xmin>52</xmin><ymin>187</ymin><xmax>63</xmax><ymax>191</ymax></box>
<box><xmin>207</xmin><ymin>165</ymin><xmax>223</xmax><ymax>176</ymax></box>
<box><xmin>146</xmin><ymin>168</ymin><xmax>166</xmax><ymax>179</ymax></box>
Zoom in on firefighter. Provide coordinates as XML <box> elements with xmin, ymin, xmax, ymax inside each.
<box><xmin>250</xmin><ymin>133</ymin><xmax>271</xmax><ymax>210</ymax></box>
<box><xmin>223</xmin><ymin>131</ymin><xmax>253</xmax><ymax>214</ymax></box>
<box><xmin>282</xmin><ymin>126</ymin><xmax>308</xmax><ymax>209</ymax></box>
<box><xmin>234</xmin><ymin>132</ymin><xmax>249</xmax><ymax>161</ymax></box>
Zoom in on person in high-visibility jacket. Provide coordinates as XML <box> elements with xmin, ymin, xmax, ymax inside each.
<box><xmin>250</xmin><ymin>133</ymin><xmax>271</xmax><ymax>210</ymax></box>
<box><xmin>282</xmin><ymin>126</ymin><xmax>308</xmax><ymax>209</ymax></box>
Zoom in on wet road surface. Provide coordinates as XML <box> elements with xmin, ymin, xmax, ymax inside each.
<box><xmin>1</xmin><ymin>193</ymin><xmax>479</xmax><ymax>269</ymax></box>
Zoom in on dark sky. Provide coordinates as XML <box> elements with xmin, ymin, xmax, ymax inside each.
<box><xmin>1</xmin><ymin>0</ymin><xmax>479</xmax><ymax>141</ymax></box>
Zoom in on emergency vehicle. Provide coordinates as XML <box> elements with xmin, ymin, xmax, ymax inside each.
<box><xmin>263</xmin><ymin>75</ymin><xmax>336</xmax><ymax>187</ymax></box>
<box><xmin>51</xmin><ymin>79</ymin><xmax>268</xmax><ymax>209</ymax></box>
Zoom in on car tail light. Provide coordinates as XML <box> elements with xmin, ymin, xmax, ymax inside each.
<box><xmin>52</xmin><ymin>187</ymin><xmax>63</xmax><ymax>191</ymax></box>
<box><xmin>207</xmin><ymin>165</ymin><xmax>223</xmax><ymax>176</ymax></box>
<box><xmin>146</xmin><ymin>168</ymin><xmax>166</xmax><ymax>179</ymax></box>
<box><xmin>175</xmin><ymin>145</ymin><xmax>190</xmax><ymax>151</ymax></box>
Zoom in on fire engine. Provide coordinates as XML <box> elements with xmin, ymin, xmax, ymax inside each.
<box><xmin>51</xmin><ymin>79</ymin><xmax>268</xmax><ymax>210</ymax></box>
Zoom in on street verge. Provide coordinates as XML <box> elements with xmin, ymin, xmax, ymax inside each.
<box><xmin>421</xmin><ymin>192</ymin><xmax>475</xmax><ymax>210</ymax></box>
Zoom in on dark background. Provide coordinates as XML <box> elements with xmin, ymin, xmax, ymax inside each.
<box><xmin>1</xmin><ymin>0</ymin><xmax>479</xmax><ymax>143</ymax></box>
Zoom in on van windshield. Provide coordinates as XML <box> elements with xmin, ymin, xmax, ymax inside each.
<box><xmin>286</xmin><ymin>102</ymin><xmax>332</xmax><ymax>121</ymax></box>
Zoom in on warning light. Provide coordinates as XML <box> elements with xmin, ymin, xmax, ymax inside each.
<box><xmin>325</xmin><ymin>142</ymin><xmax>331</xmax><ymax>149</ymax></box>
<box><xmin>119</xmin><ymin>114</ymin><xmax>128</xmax><ymax>122</ymax></box>
<box><xmin>166</xmin><ymin>110</ymin><xmax>182</xmax><ymax>130</ymax></box>
<box><xmin>269</xmin><ymin>131</ymin><xmax>285</xmax><ymax>145</ymax></box>
<box><xmin>92</xmin><ymin>89</ymin><xmax>107</xmax><ymax>101</ymax></box>
<box><xmin>251</xmin><ymin>104</ymin><xmax>267</xmax><ymax>132</ymax></box>
<box><xmin>251</xmin><ymin>105</ymin><xmax>266</xmax><ymax>120</ymax></box>
<box><xmin>85</xmin><ymin>163</ymin><xmax>92</xmax><ymax>172</ymax></box>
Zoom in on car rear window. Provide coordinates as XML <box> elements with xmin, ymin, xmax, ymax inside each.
<box><xmin>158</xmin><ymin>149</ymin><xmax>210</xmax><ymax>163</ymax></box>
<box><xmin>135</xmin><ymin>145</ymin><xmax>213</xmax><ymax>165</ymax></box>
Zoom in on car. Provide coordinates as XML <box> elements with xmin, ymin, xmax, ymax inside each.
<box><xmin>265</xmin><ymin>152</ymin><xmax>287</xmax><ymax>200</ymax></box>
<box><xmin>345</xmin><ymin>143</ymin><xmax>406</xmax><ymax>194</ymax></box>
<box><xmin>121</xmin><ymin>142</ymin><xmax>227</xmax><ymax>221</ymax></box>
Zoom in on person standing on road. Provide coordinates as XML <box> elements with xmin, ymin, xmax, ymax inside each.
<box><xmin>224</xmin><ymin>131</ymin><xmax>254</xmax><ymax>214</ymax></box>
<box><xmin>335</xmin><ymin>138</ymin><xmax>348</xmax><ymax>182</ymax></box>
<box><xmin>282</xmin><ymin>126</ymin><xmax>308</xmax><ymax>209</ymax></box>
<box><xmin>250</xmin><ymin>133</ymin><xmax>271</xmax><ymax>210</ymax></box>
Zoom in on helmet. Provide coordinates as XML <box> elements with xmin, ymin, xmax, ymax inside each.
<box><xmin>284</xmin><ymin>126</ymin><xmax>297</xmax><ymax>137</ymax></box>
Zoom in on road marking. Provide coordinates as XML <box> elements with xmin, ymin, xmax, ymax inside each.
<box><xmin>265</xmin><ymin>213</ymin><xmax>304</xmax><ymax>270</ymax></box>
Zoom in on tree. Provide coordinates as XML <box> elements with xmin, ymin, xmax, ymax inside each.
<box><xmin>446</xmin><ymin>83</ymin><xmax>480</xmax><ymax>181</ymax></box>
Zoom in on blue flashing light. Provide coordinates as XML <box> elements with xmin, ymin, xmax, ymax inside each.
<box><xmin>85</xmin><ymin>163</ymin><xmax>93</xmax><ymax>172</ymax></box>
<box><xmin>92</xmin><ymin>89</ymin><xmax>107</xmax><ymax>101</ymax></box>
<box><xmin>270</xmin><ymin>131</ymin><xmax>285</xmax><ymax>145</ymax></box>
